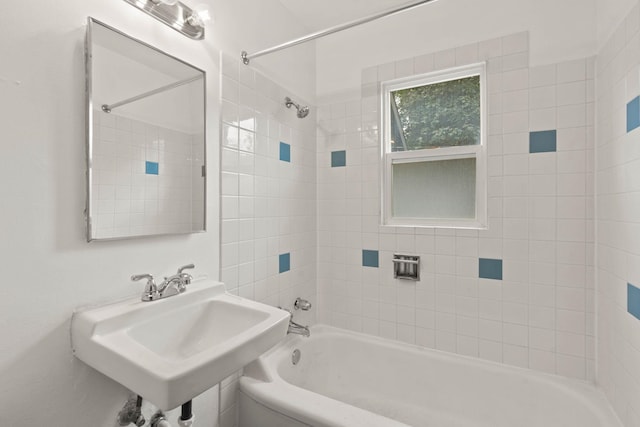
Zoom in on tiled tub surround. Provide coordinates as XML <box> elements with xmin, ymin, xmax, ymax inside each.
<box><xmin>219</xmin><ymin>54</ymin><xmax>317</xmax><ymax>308</ymax></box>
<box><xmin>218</xmin><ymin>53</ymin><xmax>317</xmax><ymax>426</ymax></box>
<box><xmin>91</xmin><ymin>110</ymin><xmax>204</xmax><ymax>239</ymax></box>
<box><xmin>317</xmin><ymin>32</ymin><xmax>597</xmax><ymax>381</ymax></box>
<box><xmin>595</xmin><ymin>2</ymin><xmax>640</xmax><ymax>425</ymax></box>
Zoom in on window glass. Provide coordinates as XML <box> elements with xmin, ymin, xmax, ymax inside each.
<box><xmin>390</xmin><ymin>76</ymin><xmax>480</xmax><ymax>152</ymax></box>
<box><xmin>392</xmin><ymin>158</ymin><xmax>476</xmax><ymax>219</ymax></box>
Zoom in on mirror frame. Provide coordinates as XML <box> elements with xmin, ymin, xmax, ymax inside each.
<box><xmin>85</xmin><ymin>17</ymin><xmax>207</xmax><ymax>242</ymax></box>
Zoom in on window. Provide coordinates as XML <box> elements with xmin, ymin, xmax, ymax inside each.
<box><xmin>381</xmin><ymin>63</ymin><xmax>487</xmax><ymax>229</ymax></box>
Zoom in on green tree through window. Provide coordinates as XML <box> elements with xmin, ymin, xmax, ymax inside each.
<box><xmin>390</xmin><ymin>76</ymin><xmax>480</xmax><ymax>151</ymax></box>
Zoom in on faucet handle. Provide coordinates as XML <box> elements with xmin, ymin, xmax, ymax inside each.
<box><xmin>177</xmin><ymin>264</ymin><xmax>195</xmax><ymax>285</ymax></box>
<box><xmin>131</xmin><ymin>273</ymin><xmax>154</xmax><ymax>284</ymax></box>
<box><xmin>131</xmin><ymin>274</ymin><xmax>158</xmax><ymax>301</ymax></box>
<box><xmin>294</xmin><ymin>298</ymin><xmax>312</xmax><ymax>311</ymax></box>
<box><xmin>177</xmin><ymin>264</ymin><xmax>195</xmax><ymax>274</ymax></box>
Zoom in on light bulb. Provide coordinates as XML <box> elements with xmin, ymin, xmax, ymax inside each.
<box><xmin>187</xmin><ymin>5</ymin><xmax>211</xmax><ymax>27</ymax></box>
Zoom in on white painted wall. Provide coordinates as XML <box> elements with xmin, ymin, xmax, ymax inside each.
<box><xmin>0</xmin><ymin>0</ymin><xmax>314</xmax><ymax>426</ymax></box>
<box><xmin>597</xmin><ymin>0</ymin><xmax>638</xmax><ymax>46</ymax></box>
<box><xmin>212</xmin><ymin>0</ymin><xmax>317</xmax><ymax>104</ymax></box>
<box><xmin>316</xmin><ymin>0</ymin><xmax>597</xmax><ymax>100</ymax></box>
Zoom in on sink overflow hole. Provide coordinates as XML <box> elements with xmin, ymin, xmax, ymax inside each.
<box><xmin>292</xmin><ymin>349</ymin><xmax>301</xmax><ymax>365</ymax></box>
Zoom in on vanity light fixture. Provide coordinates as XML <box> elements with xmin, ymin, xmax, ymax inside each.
<box><xmin>122</xmin><ymin>0</ymin><xmax>209</xmax><ymax>40</ymax></box>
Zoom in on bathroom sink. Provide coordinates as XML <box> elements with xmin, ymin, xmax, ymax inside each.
<box><xmin>71</xmin><ymin>279</ymin><xmax>289</xmax><ymax>410</ymax></box>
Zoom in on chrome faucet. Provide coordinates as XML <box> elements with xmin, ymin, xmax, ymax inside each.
<box><xmin>131</xmin><ymin>264</ymin><xmax>195</xmax><ymax>302</ymax></box>
<box><xmin>288</xmin><ymin>318</ymin><xmax>310</xmax><ymax>337</ymax></box>
<box><xmin>157</xmin><ymin>264</ymin><xmax>195</xmax><ymax>296</ymax></box>
<box><xmin>281</xmin><ymin>307</ymin><xmax>310</xmax><ymax>337</ymax></box>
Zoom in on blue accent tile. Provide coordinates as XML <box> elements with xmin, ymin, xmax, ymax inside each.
<box><xmin>628</xmin><ymin>283</ymin><xmax>640</xmax><ymax>321</ymax></box>
<box><xmin>627</xmin><ymin>97</ymin><xmax>640</xmax><ymax>133</ymax></box>
<box><xmin>529</xmin><ymin>130</ymin><xmax>557</xmax><ymax>153</ymax></box>
<box><xmin>280</xmin><ymin>142</ymin><xmax>291</xmax><ymax>162</ymax></box>
<box><xmin>479</xmin><ymin>258</ymin><xmax>502</xmax><ymax>280</ymax></box>
<box><xmin>145</xmin><ymin>161</ymin><xmax>159</xmax><ymax>175</ymax></box>
<box><xmin>279</xmin><ymin>253</ymin><xmax>290</xmax><ymax>273</ymax></box>
<box><xmin>331</xmin><ymin>150</ymin><xmax>346</xmax><ymax>167</ymax></box>
<box><xmin>362</xmin><ymin>250</ymin><xmax>379</xmax><ymax>268</ymax></box>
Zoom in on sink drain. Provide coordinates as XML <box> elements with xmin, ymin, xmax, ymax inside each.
<box><xmin>292</xmin><ymin>349</ymin><xmax>301</xmax><ymax>365</ymax></box>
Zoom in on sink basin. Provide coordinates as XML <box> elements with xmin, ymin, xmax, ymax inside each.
<box><xmin>71</xmin><ymin>279</ymin><xmax>289</xmax><ymax>410</ymax></box>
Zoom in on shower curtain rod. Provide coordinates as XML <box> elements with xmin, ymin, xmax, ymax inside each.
<box><xmin>101</xmin><ymin>74</ymin><xmax>203</xmax><ymax>113</ymax></box>
<box><xmin>241</xmin><ymin>0</ymin><xmax>439</xmax><ymax>65</ymax></box>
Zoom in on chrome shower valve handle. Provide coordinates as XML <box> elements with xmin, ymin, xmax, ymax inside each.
<box><xmin>294</xmin><ymin>297</ymin><xmax>312</xmax><ymax>311</ymax></box>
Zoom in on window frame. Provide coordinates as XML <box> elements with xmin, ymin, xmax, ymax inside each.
<box><xmin>380</xmin><ymin>62</ymin><xmax>488</xmax><ymax>229</ymax></box>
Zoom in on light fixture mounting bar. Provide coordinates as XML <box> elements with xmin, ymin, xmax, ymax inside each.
<box><xmin>122</xmin><ymin>0</ymin><xmax>205</xmax><ymax>40</ymax></box>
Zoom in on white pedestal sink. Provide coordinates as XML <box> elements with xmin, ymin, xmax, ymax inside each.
<box><xmin>71</xmin><ymin>279</ymin><xmax>289</xmax><ymax>410</ymax></box>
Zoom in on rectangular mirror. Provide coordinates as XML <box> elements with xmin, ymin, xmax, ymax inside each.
<box><xmin>85</xmin><ymin>18</ymin><xmax>206</xmax><ymax>241</ymax></box>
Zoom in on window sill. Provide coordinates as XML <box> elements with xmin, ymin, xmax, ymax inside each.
<box><xmin>383</xmin><ymin>217</ymin><xmax>487</xmax><ymax>230</ymax></box>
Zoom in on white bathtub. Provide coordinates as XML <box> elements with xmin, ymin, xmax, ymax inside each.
<box><xmin>239</xmin><ymin>325</ymin><xmax>622</xmax><ymax>427</ymax></box>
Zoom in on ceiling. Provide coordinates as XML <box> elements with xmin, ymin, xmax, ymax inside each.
<box><xmin>277</xmin><ymin>0</ymin><xmax>416</xmax><ymax>33</ymax></box>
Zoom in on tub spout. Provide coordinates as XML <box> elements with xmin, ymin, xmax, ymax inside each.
<box><xmin>288</xmin><ymin>319</ymin><xmax>310</xmax><ymax>337</ymax></box>
<box><xmin>280</xmin><ymin>307</ymin><xmax>310</xmax><ymax>337</ymax></box>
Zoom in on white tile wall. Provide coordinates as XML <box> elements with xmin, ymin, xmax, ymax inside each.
<box><xmin>92</xmin><ymin>111</ymin><xmax>203</xmax><ymax>238</ymax></box>
<box><xmin>595</xmin><ymin>3</ymin><xmax>640</xmax><ymax>426</ymax></box>
<box><xmin>317</xmin><ymin>32</ymin><xmax>597</xmax><ymax>381</ymax></box>
<box><xmin>220</xmin><ymin>23</ymin><xmax>640</xmax><ymax>427</ymax></box>
<box><xmin>219</xmin><ymin>371</ymin><xmax>240</xmax><ymax>427</ymax></box>
<box><xmin>218</xmin><ymin>53</ymin><xmax>317</xmax><ymax>427</ymax></box>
